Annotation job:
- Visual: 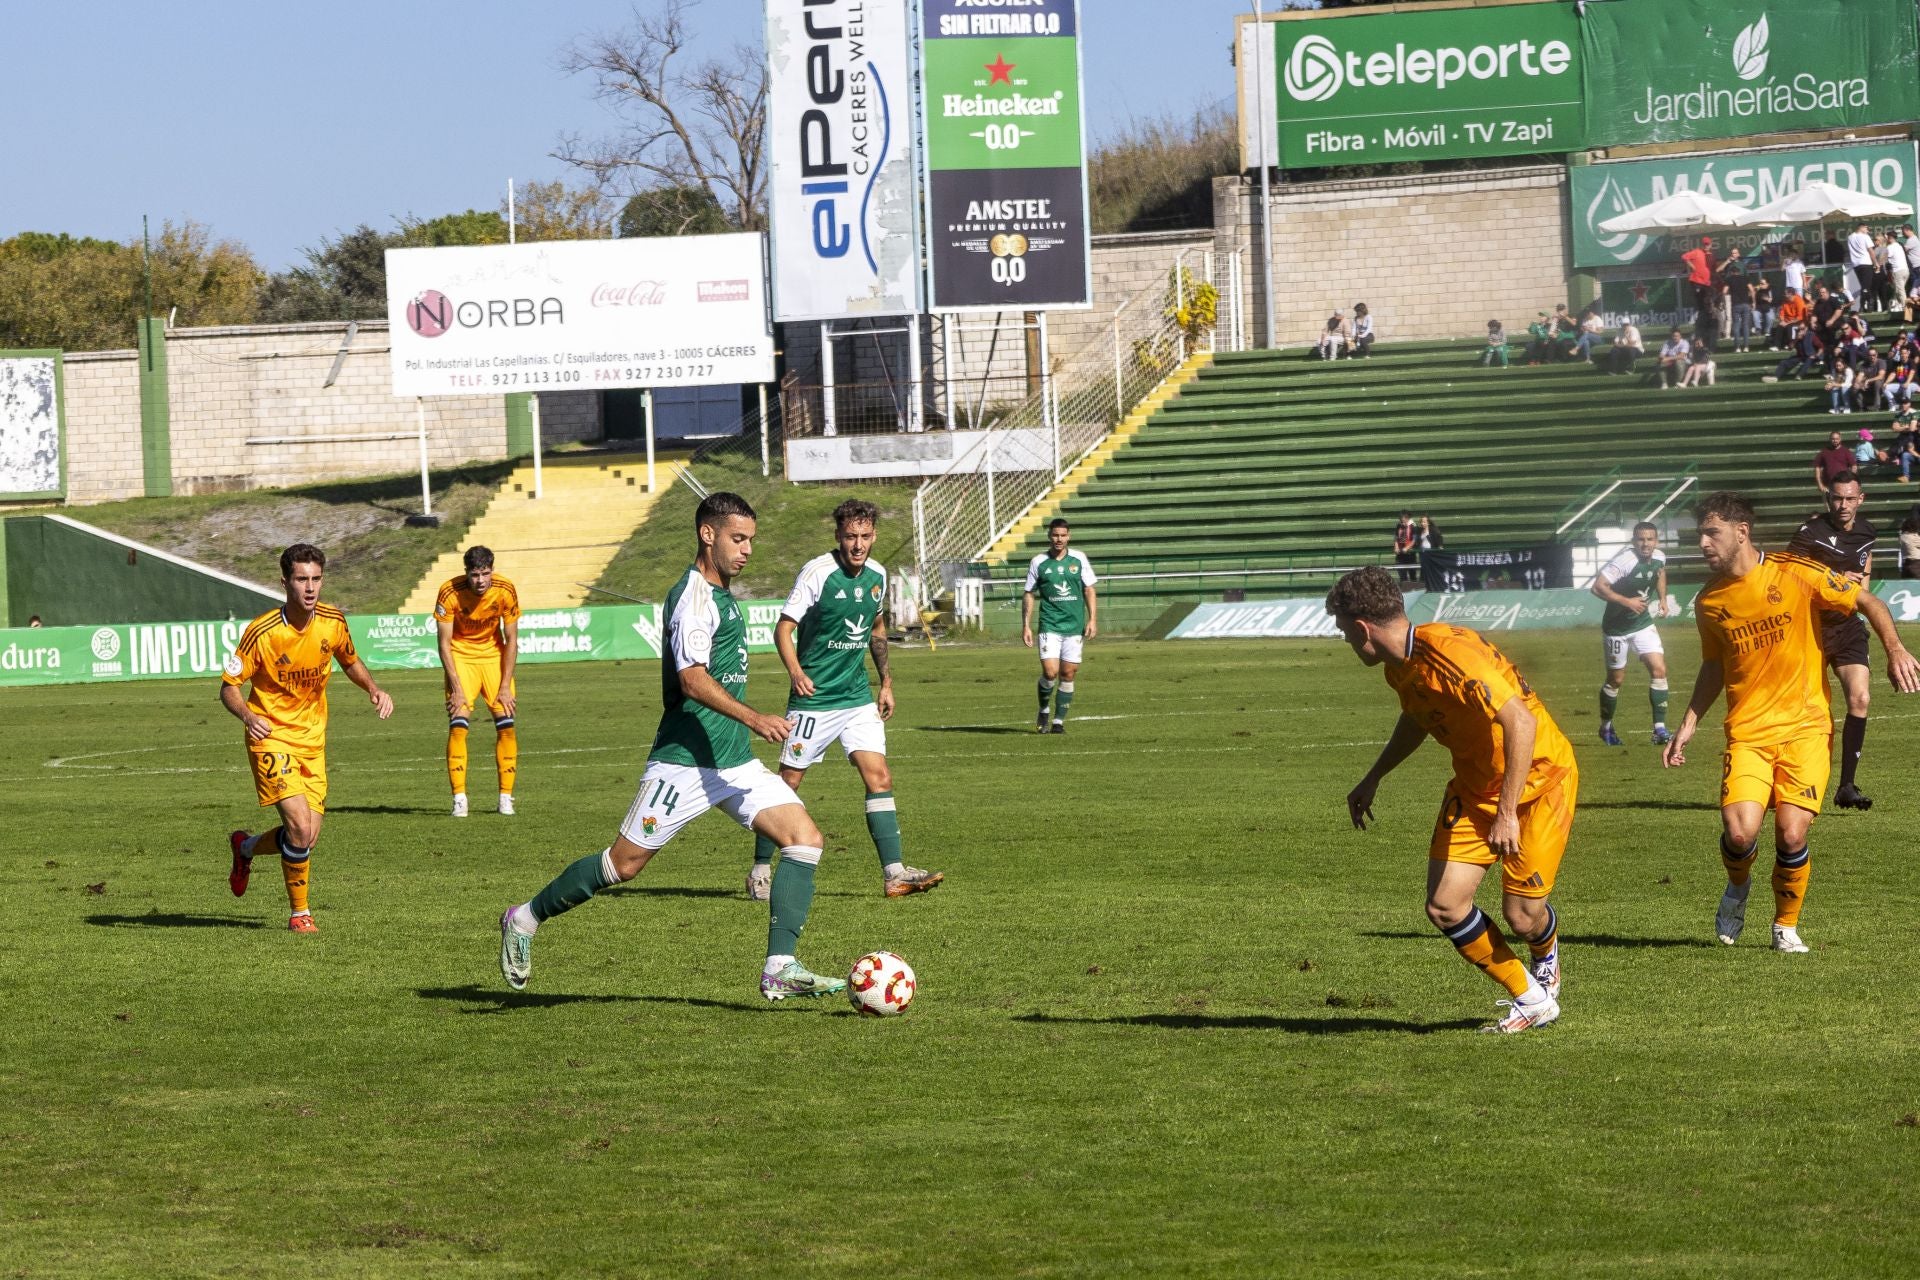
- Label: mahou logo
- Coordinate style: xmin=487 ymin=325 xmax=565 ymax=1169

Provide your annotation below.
xmin=1285 ymin=35 xmax=1343 ymax=102
xmin=591 ymin=281 xmax=668 ymax=307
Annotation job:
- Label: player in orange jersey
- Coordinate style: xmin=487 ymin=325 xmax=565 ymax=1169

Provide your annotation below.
xmin=221 ymin=543 xmax=394 ymax=931
xmin=1328 ymin=566 xmax=1576 ymax=1033
xmin=1663 ymin=493 xmax=1918 ymax=952
xmin=435 ymin=546 xmax=521 ymax=817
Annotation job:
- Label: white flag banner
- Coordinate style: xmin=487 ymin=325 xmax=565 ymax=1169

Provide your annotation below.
xmin=385 ymin=235 xmax=775 ymax=398
xmin=764 ymin=0 xmax=922 ymax=321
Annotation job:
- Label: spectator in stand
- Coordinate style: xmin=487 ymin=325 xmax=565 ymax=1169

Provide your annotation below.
xmin=1846 ymin=222 xmax=1874 ymax=304
xmin=1317 ymin=309 xmax=1351 ymax=360
xmin=1679 ymin=338 xmax=1717 ymax=388
xmin=1907 ymin=274 xmax=1920 ymax=325
xmin=1682 ymin=236 xmax=1717 ymax=322
xmin=1481 ymin=319 xmax=1509 ymax=367
xmin=1753 ymin=272 xmax=1777 ymax=343
xmin=1854 ymin=345 xmax=1891 ymax=413
xmin=1394 ymin=511 xmax=1419 ymax=583
xmin=1810 ymin=283 xmax=1848 ymax=367
xmin=1837 ymin=316 xmax=1873 ymax=375
xmin=1573 ymin=308 xmax=1607 ymax=363
xmin=1656 ymin=328 xmax=1691 ymax=388
xmin=1854 ymin=427 xmax=1880 ymax=471
xmin=1351 ymin=303 xmax=1375 ymax=358
xmin=27 ymin=615 xmax=42 ymax=628
xmin=1826 ymin=361 xmax=1857 ymax=415
xmin=1886 ymin=351 xmax=1919 ymax=410
xmin=1783 ymin=243 xmax=1807 ymax=299
xmin=1768 ymin=288 xmax=1809 ymax=355
xmin=1816 ymin=430 xmax=1856 ymax=494
xmin=1418 ymin=516 xmax=1444 ymax=552
xmin=1524 ymin=311 xmax=1556 ymax=364
xmin=1888 ymin=404 xmax=1919 ymax=480
xmin=1900 ymin=509 xmax=1920 ymax=570
xmin=1608 ymin=320 xmax=1645 ymax=376
xmin=1548 ymin=303 xmax=1582 ymax=360
xmin=1904 ymin=226 xmax=1920 ymax=307
xmin=1728 ymin=263 xmax=1757 ymax=353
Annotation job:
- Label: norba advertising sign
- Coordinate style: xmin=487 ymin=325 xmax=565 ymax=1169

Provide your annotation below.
xmin=1241 ymin=1 xmax=1583 ymax=167
xmin=1582 ymin=0 xmax=1920 ymax=148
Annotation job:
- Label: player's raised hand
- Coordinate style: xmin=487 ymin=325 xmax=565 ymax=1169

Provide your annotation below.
xmin=1346 ymin=778 xmax=1378 ymax=830
xmin=1888 ymin=647 xmax=1920 ymax=693
xmin=370 ymin=688 xmax=394 ymax=719
xmin=747 ymin=710 xmax=794 ymax=744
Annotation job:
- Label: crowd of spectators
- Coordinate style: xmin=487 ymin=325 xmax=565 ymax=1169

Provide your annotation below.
xmin=1315 ymin=303 xmax=1375 ymax=360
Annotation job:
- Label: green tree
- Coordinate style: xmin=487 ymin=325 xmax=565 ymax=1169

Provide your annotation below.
xmin=618 ymin=185 xmax=731 ymax=238
xmin=400 ymin=208 xmax=509 ymax=247
xmin=0 ymin=221 xmax=259 ymax=350
xmin=502 ymin=180 xmax=617 ymax=242
xmin=256 ymin=224 xmax=397 ymax=324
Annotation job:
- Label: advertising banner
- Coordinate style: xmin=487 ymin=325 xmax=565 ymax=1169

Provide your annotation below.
xmin=1244 ymin=2 xmax=1582 ymax=168
xmin=0 ymin=351 xmax=64 ymax=500
xmin=384 ymin=235 xmax=775 ymax=398
xmin=1571 ymin=141 xmax=1920 ymax=270
xmin=764 ymin=0 xmax=921 ymax=322
xmin=1583 ymin=0 xmax=1920 ymax=149
xmin=1421 ymin=544 xmax=1575 ymax=593
xmin=923 ymin=0 xmax=1091 ymax=310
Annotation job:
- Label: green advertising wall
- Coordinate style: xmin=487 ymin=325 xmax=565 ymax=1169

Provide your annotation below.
xmin=1582 ymin=0 xmax=1920 ymax=149
xmin=2 ymin=516 xmax=282 ymax=629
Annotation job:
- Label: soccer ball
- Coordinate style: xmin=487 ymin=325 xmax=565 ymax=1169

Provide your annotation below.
xmin=847 ymin=951 xmax=916 ymax=1016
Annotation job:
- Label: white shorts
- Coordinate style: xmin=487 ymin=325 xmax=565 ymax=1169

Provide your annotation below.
xmin=1603 ymin=626 xmax=1665 ymax=670
xmin=780 ymin=702 xmax=887 ymax=770
xmin=619 ymin=758 xmax=801 ymax=850
xmin=1037 ymin=632 xmax=1085 ymax=664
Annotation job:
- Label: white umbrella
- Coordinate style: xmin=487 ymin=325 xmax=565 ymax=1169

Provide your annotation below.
xmin=1741 ymin=179 xmax=1913 ymax=225
xmin=1597 ymin=191 xmax=1755 ymax=235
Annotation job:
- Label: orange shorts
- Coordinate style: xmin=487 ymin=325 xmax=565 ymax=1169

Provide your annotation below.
xmin=1428 ymin=768 xmax=1578 ymax=899
xmin=449 ymin=655 xmax=514 ymax=720
xmin=1722 ymin=736 xmax=1830 ymax=815
xmin=250 ymin=748 xmax=327 ymax=813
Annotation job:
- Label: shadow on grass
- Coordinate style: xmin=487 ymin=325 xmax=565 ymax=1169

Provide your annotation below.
xmin=1578 ymin=800 xmax=1719 ymax=811
xmin=1359 ymin=929 xmax=1717 ymax=949
xmin=1015 ymin=1011 xmax=1481 ymax=1034
xmin=86 ymin=912 xmax=267 ymax=930
xmin=601 ymin=885 xmax=739 ymax=900
xmin=326 ymin=805 xmax=449 ymax=816
xmin=910 ymin=726 xmax=1036 ymax=735
xmin=416 ymin=984 xmax=766 ymax=1015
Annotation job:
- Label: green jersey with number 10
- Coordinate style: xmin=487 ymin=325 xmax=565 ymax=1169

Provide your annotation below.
xmin=782 ymin=552 xmax=886 ymax=712
xmin=1026 ymin=549 xmax=1097 ymax=636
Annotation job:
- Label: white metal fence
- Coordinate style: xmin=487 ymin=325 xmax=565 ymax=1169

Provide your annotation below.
xmin=909 ymin=249 xmax=1241 ymax=604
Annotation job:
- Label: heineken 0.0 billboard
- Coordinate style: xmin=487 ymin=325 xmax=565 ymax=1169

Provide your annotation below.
xmin=1241 ymin=1 xmax=1582 ymax=167
xmin=1583 ymin=0 xmax=1920 ymax=148
xmin=1571 ymin=140 xmax=1920 ymax=269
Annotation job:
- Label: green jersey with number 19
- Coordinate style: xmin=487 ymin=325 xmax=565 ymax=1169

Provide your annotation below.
xmin=1598 ymin=546 xmax=1665 ymax=637
xmin=1026 ymin=549 xmax=1097 ymax=636
xmin=783 ymin=552 xmax=886 ymax=712
xmin=649 ymin=565 xmax=754 ymax=769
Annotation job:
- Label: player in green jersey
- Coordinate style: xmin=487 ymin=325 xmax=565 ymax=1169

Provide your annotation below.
xmin=1023 ymin=518 xmax=1098 ymax=733
xmin=497 ymin=492 xmax=846 ymax=1002
xmin=747 ymin=499 xmax=944 ymax=902
xmin=1590 ymin=521 xmax=1673 ymax=747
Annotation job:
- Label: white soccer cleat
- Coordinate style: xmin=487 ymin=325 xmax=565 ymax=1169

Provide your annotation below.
xmin=452 ymin=793 xmax=469 ymax=819
xmin=498 ymin=909 xmax=532 ymax=991
xmin=1531 ymin=949 xmax=1561 ymax=1001
xmin=1715 ymin=882 xmax=1750 ymax=946
xmin=746 ymin=863 xmax=772 ymax=902
xmin=498 ymin=793 xmax=515 ymax=816
xmin=1772 ymin=924 xmax=1810 ymax=954
xmin=1481 ymin=989 xmax=1560 ymax=1034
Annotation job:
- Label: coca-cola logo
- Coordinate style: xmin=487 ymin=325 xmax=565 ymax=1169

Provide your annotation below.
xmin=591 ymin=281 xmax=668 ymax=307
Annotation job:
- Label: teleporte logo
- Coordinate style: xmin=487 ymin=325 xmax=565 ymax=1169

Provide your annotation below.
xmin=1282 ymin=30 xmax=1573 ymax=103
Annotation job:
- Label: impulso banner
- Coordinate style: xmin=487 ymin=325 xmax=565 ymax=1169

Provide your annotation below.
xmin=923 ymin=0 xmax=1091 ymax=310
xmin=384 ymin=236 xmax=775 ymax=396
xmin=1582 ymin=0 xmax=1920 ymax=148
xmin=1571 ymin=140 xmax=1920 ymax=269
xmin=764 ymin=0 xmax=921 ymax=322
xmin=1242 ymin=1 xmax=1581 ymax=168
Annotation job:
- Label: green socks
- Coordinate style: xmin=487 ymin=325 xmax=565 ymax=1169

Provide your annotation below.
xmin=530 ymin=849 xmax=614 ymax=923
xmin=752 ymin=832 xmax=777 ymax=867
xmin=865 ymin=792 xmax=903 ymax=871
xmin=1054 ymin=680 xmax=1075 ymax=722
xmin=1650 ymin=678 xmax=1670 ymax=726
xmin=767 ymin=846 xmax=822 ymax=957
xmin=1037 ymin=677 xmax=1055 ymax=712
xmin=1598 ymin=683 xmax=1619 ymax=725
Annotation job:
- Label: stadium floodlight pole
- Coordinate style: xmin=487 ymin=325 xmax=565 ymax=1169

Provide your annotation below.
xmin=1252 ymin=2 xmax=1277 ymax=349
xmin=508 ymin=178 xmax=517 ymax=245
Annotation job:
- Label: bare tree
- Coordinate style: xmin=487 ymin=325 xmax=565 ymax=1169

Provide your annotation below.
xmin=554 ymin=0 xmax=768 ymax=231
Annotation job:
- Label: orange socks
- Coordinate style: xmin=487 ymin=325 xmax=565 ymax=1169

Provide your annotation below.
xmin=1441 ymin=907 xmax=1530 ymax=997
xmin=447 ymin=721 xmax=470 ymax=795
xmin=496 ymin=725 xmax=517 ymax=796
xmin=1772 ymin=846 xmax=1810 ymax=927
xmin=1721 ymin=833 xmax=1758 ymax=887
xmin=278 ymin=830 xmax=311 ymax=915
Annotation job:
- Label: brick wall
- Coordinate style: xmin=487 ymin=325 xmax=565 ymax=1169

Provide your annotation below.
xmin=61 ymin=350 xmax=144 ymax=503
xmin=1215 ymin=167 xmax=1571 ymax=345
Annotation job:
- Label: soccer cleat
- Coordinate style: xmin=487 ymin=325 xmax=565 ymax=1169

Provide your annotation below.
xmin=760 ymin=960 xmax=847 ymax=1001
xmin=1481 ymin=990 xmax=1560 ymax=1034
xmin=1050 ymin=721 xmax=1066 ymax=735
xmin=1598 ymin=724 xmax=1623 ymax=747
xmin=1716 ymin=882 xmax=1750 ymax=946
xmin=1772 ymin=924 xmax=1810 ymax=954
xmin=228 ymin=830 xmax=252 ymax=898
xmin=1531 ymin=949 xmax=1561 ymax=1001
xmin=1834 ymin=782 xmax=1873 ymax=811
xmin=1036 ymin=709 xmax=1050 ymax=733
xmin=884 ymin=866 xmax=945 ymax=898
xmin=1651 ymin=725 xmax=1673 ymax=746
xmin=288 ymin=913 xmax=317 ymax=934
xmin=452 ymin=793 xmax=469 ymax=819
xmin=499 ymin=909 xmax=532 ymax=990
xmin=746 ymin=862 xmax=772 ymax=902
xmin=498 ymin=793 xmax=515 ymax=817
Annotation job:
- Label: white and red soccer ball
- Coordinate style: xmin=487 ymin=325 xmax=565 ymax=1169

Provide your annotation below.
xmin=848 ymin=951 xmax=916 ymax=1016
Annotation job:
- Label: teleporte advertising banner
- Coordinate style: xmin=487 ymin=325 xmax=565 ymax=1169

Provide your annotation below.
xmin=1582 ymin=0 xmax=1920 ymax=149
xmin=764 ymin=0 xmax=922 ymax=322
xmin=1570 ymin=140 xmax=1920 ymax=269
xmin=1242 ymin=1 xmax=1582 ymax=168
xmin=385 ymin=236 xmax=775 ymax=397
xmin=922 ymin=0 xmax=1091 ymax=310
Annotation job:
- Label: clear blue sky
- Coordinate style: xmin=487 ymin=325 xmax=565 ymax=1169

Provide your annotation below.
xmin=0 ymin=0 xmax=1276 ymax=272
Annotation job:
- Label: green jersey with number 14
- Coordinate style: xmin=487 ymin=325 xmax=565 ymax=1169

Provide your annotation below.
xmin=783 ymin=551 xmax=886 ymax=712
xmin=1026 ymin=549 xmax=1097 ymax=635
xmin=649 ymin=565 xmax=753 ymax=769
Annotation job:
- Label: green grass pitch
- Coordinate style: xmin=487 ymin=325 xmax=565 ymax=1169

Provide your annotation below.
xmin=5 ymin=630 xmax=1920 ymax=1277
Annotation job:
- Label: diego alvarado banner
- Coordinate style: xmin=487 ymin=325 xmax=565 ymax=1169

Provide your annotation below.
xmin=385 ymin=236 xmax=774 ymax=397
xmin=923 ymin=0 xmax=1091 ymax=310
xmin=764 ymin=0 xmax=921 ymax=321
xmin=1241 ymin=1 xmax=1581 ymax=168
xmin=1571 ymin=140 xmax=1920 ymax=269
xmin=1582 ymin=0 xmax=1920 ymax=149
